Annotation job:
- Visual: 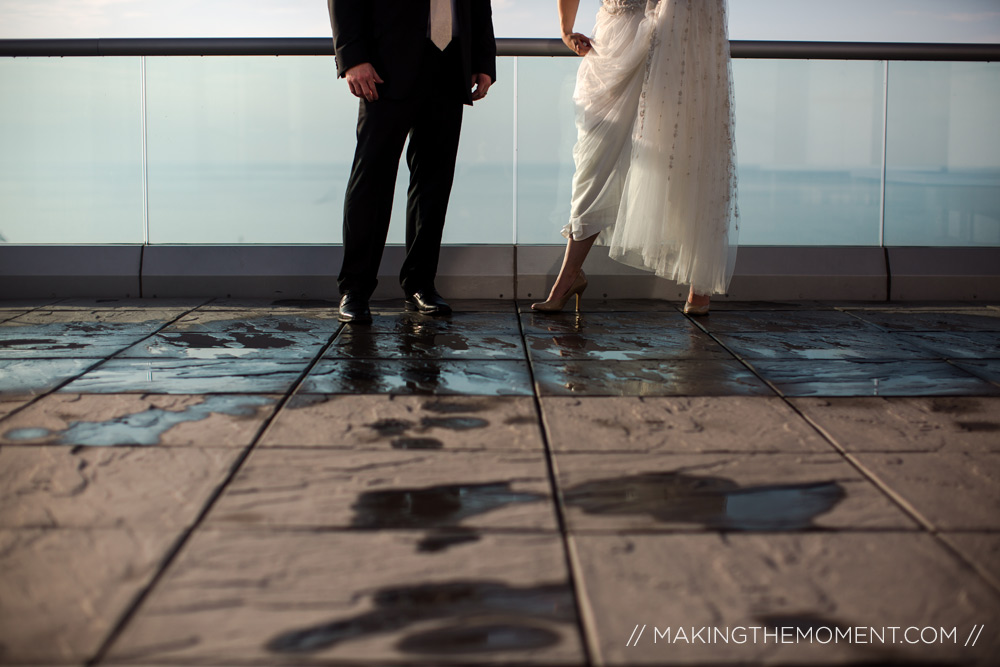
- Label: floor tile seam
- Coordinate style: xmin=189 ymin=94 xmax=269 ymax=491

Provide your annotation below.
xmin=776 ymin=401 xmax=940 ymax=531
xmin=934 ymin=528 xmax=1000 ymax=534
xmin=519 ymin=310 xmax=595 ymax=667
xmin=563 ymin=527 xmax=930 ymax=536
xmin=942 ymin=358 xmax=1000 ymax=388
xmin=319 ymin=355 xmax=530 ymax=362
xmin=249 ymin=445 xmax=551 ymax=453
xmin=838 ymin=309 xmax=893 ymax=331
xmin=712 ymin=332 xmax=969 ymax=363
xmin=563 ymin=533 xmax=603 ymax=665
xmin=546 ymin=450 xmax=903 ymax=464
xmin=84 ymin=322 xmax=346 ymax=667
xmin=0 ymin=312 xmax=197 ymax=426
xmin=680 ymin=321 xmax=787 ymax=401
xmin=180 ymin=526 xmax=567 ymax=536
xmin=26 ymin=297 xmax=214 ymax=311
xmin=937 ymin=534 xmax=1000 ymax=596
xmin=0 ymin=443 xmax=266 ymax=451
xmin=776 ymin=397 xmax=1000 ymax=598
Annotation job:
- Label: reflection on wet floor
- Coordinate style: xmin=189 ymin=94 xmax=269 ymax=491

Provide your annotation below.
xmin=716 ymin=330 xmax=931 ymax=361
xmin=3 ymin=300 xmax=1000 ymax=665
xmin=366 ymin=313 xmax=521 ymax=335
xmin=302 ymin=359 xmax=533 ymax=395
xmin=59 ymin=359 xmax=308 ymax=394
xmin=330 ymin=331 xmax=525 ymax=360
xmin=752 ymin=360 xmax=1000 ymax=397
xmin=563 ymin=472 xmax=846 ymax=531
xmin=532 ymin=359 xmax=773 ymax=396
xmin=521 ymin=311 xmax=691 ymax=335
xmin=266 ymin=580 xmax=575 ymax=654
xmin=526 ymin=330 xmax=729 ymax=361
xmin=1 ymin=395 xmax=274 ymax=446
xmin=165 ymin=313 xmax=342 ymax=334
xmin=120 ymin=331 xmax=330 ymax=360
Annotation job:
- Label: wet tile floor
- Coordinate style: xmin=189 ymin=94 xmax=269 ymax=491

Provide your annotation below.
xmin=1 ymin=297 xmax=999 ymax=666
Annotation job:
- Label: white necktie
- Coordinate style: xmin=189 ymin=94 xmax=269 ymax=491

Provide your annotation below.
xmin=430 ymin=0 xmax=452 ymax=51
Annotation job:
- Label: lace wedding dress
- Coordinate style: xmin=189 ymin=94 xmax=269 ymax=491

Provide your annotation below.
xmin=564 ymin=0 xmax=739 ymax=295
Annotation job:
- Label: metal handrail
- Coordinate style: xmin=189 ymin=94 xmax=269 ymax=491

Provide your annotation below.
xmin=0 ymin=37 xmax=998 ymax=60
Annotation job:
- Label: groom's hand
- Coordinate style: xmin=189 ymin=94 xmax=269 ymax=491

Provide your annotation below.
xmin=345 ymin=62 xmax=384 ymax=101
xmin=471 ymin=73 xmax=493 ymax=101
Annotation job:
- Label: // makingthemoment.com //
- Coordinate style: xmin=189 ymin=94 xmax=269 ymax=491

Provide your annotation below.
xmin=625 ymin=624 xmax=986 ymax=647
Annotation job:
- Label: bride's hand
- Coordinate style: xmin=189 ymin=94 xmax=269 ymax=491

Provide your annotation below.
xmin=562 ymin=32 xmax=593 ymax=56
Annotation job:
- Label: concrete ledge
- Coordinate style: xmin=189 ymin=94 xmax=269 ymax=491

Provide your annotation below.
xmin=1 ymin=244 xmax=997 ymax=301
xmin=142 ymin=245 xmax=341 ymax=299
xmin=518 ymin=246 xmax=889 ymax=301
xmin=0 ymin=245 xmax=141 ymax=298
xmin=142 ymin=245 xmax=514 ymax=300
xmin=889 ymin=247 xmax=1000 ymax=301
xmin=727 ymin=247 xmax=888 ymax=301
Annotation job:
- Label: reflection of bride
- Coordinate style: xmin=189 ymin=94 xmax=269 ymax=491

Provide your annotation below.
xmin=533 ymin=0 xmax=739 ymax=316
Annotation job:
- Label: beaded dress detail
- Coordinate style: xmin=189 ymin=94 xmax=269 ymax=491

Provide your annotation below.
xmin=601 ymin=0 xmax=646 ymax=15
xmin=565 ymin=0 xmax=739 ymax=295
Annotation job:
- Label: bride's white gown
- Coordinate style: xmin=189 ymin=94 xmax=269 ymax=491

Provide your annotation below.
xmin=564 ymin=0 xmax=739 ymax=296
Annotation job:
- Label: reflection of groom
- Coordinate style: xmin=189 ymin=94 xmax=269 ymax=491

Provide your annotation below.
xmin=328 ymin=0 xmax=497 ymax=324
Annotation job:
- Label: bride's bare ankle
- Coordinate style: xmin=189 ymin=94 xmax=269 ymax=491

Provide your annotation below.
xmin=687 ymin=290 xmax=710 ymax=306
xmin=550 ymin=268 xmax=582 ymax=298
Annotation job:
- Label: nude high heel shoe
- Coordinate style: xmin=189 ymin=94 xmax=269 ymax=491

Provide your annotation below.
xmin=683 ymin=300 xmax=710 ymax=316
xmin=532 ymin=271 xmax=588 ymax=313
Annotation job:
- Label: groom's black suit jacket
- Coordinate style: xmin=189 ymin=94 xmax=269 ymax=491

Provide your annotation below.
xmin=328 ymin=0 xmax=497 ymax=104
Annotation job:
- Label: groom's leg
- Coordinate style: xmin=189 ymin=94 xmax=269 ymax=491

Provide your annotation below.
xmin=339 ymin=98 xmax=412 ymax=297
xmin=399 ymin=45 xmax=465 ymax=296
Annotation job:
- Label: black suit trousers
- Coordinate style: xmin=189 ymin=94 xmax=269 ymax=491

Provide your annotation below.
xmin=338 ymin=41 xmax=465 ymax=297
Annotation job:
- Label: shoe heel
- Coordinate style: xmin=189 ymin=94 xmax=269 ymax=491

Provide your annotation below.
xmin=574 ymin=292 xmax=581 ymax=312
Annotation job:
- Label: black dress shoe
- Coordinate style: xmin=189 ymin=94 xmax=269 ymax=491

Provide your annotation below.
xmin=405 ymin=287 xmax=452 ymax=315
xmin=338 ymin=292 xmax=372 ymax=324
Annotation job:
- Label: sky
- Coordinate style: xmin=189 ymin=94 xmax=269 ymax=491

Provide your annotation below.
xmin=0 ymin=0 xmax=999 ymax=42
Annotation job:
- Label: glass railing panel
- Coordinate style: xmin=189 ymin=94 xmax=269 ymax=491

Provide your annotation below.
xmin=732 ymin=59 xmax=885 ymax=246
xmin=0 ymin=57 xmax=143 ymax=243
xmin=396 ymin=58 xmax=515 ymax=245
xmin=515 ymin=57 xmax=581 ymax=244
xmin=884 ymin=61 xmax=1000 ymax=247
xmin=146 ymin=56 xmax=513 ymax=245
xmin=146 ymin=56 xmax=345 ymax=244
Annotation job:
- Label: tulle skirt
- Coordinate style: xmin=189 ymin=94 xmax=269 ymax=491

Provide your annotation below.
xmin=563 ymin=0 xmax=739 ymax=295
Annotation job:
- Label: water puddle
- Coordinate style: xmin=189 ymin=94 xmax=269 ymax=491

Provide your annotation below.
xmin=416 ymin=528 xmax=480 ymax=552
xmin=391 ymin=437 xmax=444 ymax=450
xmin=169 ymin=332 xmax=299 ymax=350
xmin=0 ymin=338 xmax=89 ymax=351
xmin=368 ymin=418 xmax=412 ymax=437
xmin=421 ymin=399 xmax=490 ymax=413
xmin=397 ymin=623 xmax=561 ymax=654
xmin=266 ymin=580 xmax=574 ymax=655
xmin=365 ymin=414 xmax=490 ymax=445
xmin=183 ymin=348 xmax=258 ymax=359
xmin=419 ymin=416 xmax=489 ymax=430
xmin=955 ymin=421 xmax=999 ymax=432
xmin=351 ymin=481 xmax=544 ymax=530
xmin=563 ymin=472 xmax=845 ymax=531
xmin=2 ymin=395 xmax=274 ymax=446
